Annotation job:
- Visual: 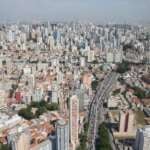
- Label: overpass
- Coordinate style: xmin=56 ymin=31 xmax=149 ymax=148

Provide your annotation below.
xmin=87 ymin=72 xmax=119 ymax=150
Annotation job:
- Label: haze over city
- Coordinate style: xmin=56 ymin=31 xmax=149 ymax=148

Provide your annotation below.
xmin=0 ymin=0 xmax=150 ymax=150
xmin=0 ymin=0 xmax=150 ymax=24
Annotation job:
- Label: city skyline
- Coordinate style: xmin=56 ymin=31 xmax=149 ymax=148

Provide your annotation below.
xmin=0 ymin=20 xmax=150 ymax=150
xmin=0 ymin=0 xmax=150 ymax=25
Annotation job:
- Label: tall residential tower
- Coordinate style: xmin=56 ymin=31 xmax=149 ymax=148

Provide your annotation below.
xmin=70 ymin=95 xmax=79 ymax=150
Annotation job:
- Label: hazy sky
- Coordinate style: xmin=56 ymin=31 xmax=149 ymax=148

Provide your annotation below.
xmin=0 ymin=0 xmax=150 ymax=24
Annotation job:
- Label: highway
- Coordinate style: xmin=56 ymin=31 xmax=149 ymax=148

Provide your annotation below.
xmin=87 ymin=72 xmax=118 ymax=150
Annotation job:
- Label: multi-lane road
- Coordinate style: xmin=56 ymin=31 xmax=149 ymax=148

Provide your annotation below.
xmin=87 ymin=72 xmax=118 ymax=150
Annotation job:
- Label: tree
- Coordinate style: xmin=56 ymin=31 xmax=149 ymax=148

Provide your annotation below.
xmin=77 ymin=122 xmax=89 ymax=150
xmin=96 ymin=123 xmax=112 ymax=150
xmin=39 ymin=100 xmax=47 ymax=107
xmin=46 ymin=103 xmax=58 ymax=111
xmin=18 ymin=107 xmax=34 ymax=120
xmin=92 ymin=60 xmax=98 ymax=64
xmin=127 ymin=84 xmax=150 ymax=99
xmin=131 ymin=86 xmax=146 ymax=99
xmin=35 ymin=107 xmax=47 ymax=117
xmin=116 ymin=61 xmax=130 ymax=74
xmin=112 ymin=89 xmax=121 ymax=96
xmin=2 ymin=60 xmax=6 ymax=65
xmin=66 ymin=98 xmax=70 ymax=109
xmin=91 ymin=80 xmax=98 ymax=91
xmin=11 ymin=84 xmax=18 ymax=91
xmin=0 ymin=144 xmax=11 ymax=150
xmin=77 ymin=133 xmax=87 ymax=150
xmin=30 ymin=101 xmax=40 ymax=108
xmin=18 ymin=101 xmax=59 ymax=120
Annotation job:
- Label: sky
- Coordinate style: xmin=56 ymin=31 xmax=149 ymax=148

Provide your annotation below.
xmin=0 ymin=0 xmax=150 ymax=24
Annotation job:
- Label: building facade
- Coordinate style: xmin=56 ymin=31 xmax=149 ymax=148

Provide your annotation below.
xmin=56 ymin=120 xmax=69 ymax=150
xmin=135 ymin=126 xmax=150 ymax=150
xmin=70 ymin=95 xmax=79 ymax=149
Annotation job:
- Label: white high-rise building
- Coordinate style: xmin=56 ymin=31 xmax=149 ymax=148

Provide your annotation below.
xmin=33 ymin=88 xmax=43 ymax=102
xmin=80 ymin=57 xmax=86 ymax=67
xmin=7 ymin=30 xmax=14 ymax=42
xmin=0 ymin=90 xmax=7 ymax=109
xmin=87 ymin=50 xmax=95 ymax=62
xmin=106 ymin=51 xmax=114 ymax=63
xmin=56 ymin=119 xmax=69 ymax=150
xmin=31 ymin=139 xmax=53 ymax=150
xmin=106 ymin=50 xmax=123 ymax=63
xmin=51 ymin=81 xmax=58 ymax=103
xmin=114 ymin=50 xmax=123 ymax=63
xmin=135 ymin=126 xmax=150 ymax=150
xmin=23 ymin=65 xmax=32 ymax=74
xmin=8 ymin=127 xmax=31 ymax=150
